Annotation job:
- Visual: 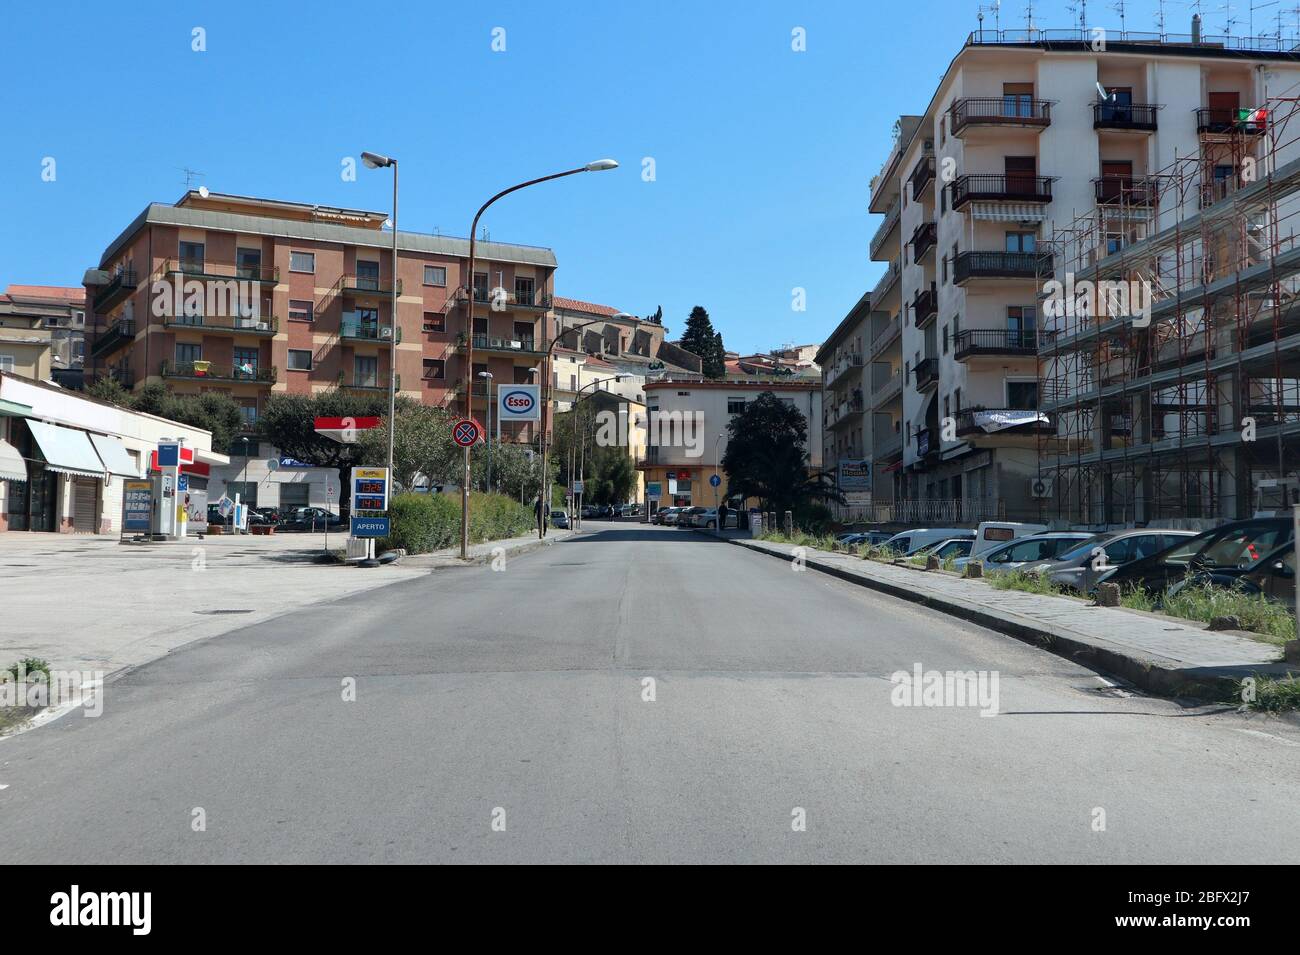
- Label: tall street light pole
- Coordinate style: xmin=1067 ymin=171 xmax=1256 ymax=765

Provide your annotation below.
xmin=361 ymin=151 xmax=399 ymax=484
xmin=571 ymin=375 xmax=623 ymax=529
xmin=478 ymin=370 xmax=494 ymax=492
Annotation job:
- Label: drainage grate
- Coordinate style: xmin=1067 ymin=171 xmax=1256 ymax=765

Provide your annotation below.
xmin=193 ymin=609 xmax=255 ymax=615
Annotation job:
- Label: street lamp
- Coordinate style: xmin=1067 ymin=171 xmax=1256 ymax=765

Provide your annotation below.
xmin=571 ymin=375 xmax=623 ymax=529
xmin=478 ymin=370 xmax=494 ymax=491
xmin=714 ymin=433 xmax=724 ymax=509
xmin=459 ymin=160 xmax=618 ymax=557
xmin=361 ymin=150 xmax=399 ymax=487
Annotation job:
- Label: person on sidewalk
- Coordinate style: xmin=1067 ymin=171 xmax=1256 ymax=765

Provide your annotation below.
xmin=717 ymin=503 xmax=728 ymax=531
xmin=534 ymin=495 xmax=546 ymax=539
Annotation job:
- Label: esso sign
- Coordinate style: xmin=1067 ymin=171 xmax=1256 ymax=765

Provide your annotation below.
xmin=498 ymin=386 xmax=540 ymax=420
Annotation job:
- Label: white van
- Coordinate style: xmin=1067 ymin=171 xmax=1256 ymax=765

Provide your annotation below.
xmin=882 ymin=528 xmax=971 ymax=555
xmin=969 ymin=521 xmax=1049 ymax=560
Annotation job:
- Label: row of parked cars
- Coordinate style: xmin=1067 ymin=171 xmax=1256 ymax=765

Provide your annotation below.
xmin=651 ymin=505 xmax=739 ymax=529
xmin=206 ymin=504 xmax=346 ymax=532
xmin=836 ymin=517 xmax=1297 ymax=608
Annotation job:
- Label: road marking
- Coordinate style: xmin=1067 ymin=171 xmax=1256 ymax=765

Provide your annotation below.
xmin=1234 ymin=728 xmax=1299 ymax=747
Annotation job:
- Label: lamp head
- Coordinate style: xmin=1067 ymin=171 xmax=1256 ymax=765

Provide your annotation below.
xmin=361 ymin=151 xmax=393 ymax=169
xmin=584 ymin=159 xmax=619 ymax=172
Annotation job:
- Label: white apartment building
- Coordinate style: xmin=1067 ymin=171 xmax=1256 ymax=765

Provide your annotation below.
xmin=865 ymin=25 xmax=1300 ymax=522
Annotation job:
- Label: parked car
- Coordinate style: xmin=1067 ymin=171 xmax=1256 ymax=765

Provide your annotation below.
xmin=1166 ymin=540 xmax=1296 ymax=610
xmin=926 ymin=538 xmax=975 ymax=561
xmin=968 ymin=521 xmax=1050 ymax=560
xmin=906 ymin=532 xmax=976 ymax=556
xmin=677 ymin=506 xmax=706 ymax=527
xmin=684 ymin=507 xmax=738 ymax=529
xmin=253 ymin=506 xmax=282 ymax=525
xmin=549 ymin=509 xmax=570 ymax=529
xmin=881 ymin=527 xmax=970 ymax=555
xmin=1023 ymin=529 xmax=1199 ymax=592
xmin=280 ymin=507 xmax=346 ymax=531
xmin=658 ymin=507 xmax=686 ymax=526
xmin=1098 ymin=518 xmax=1296 ymax=597
xmin=953 ymin=532 xmax=1096 ymax=572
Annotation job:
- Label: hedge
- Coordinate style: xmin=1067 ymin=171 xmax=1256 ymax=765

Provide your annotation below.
xmin=379 ymin=492 xmax=536 ymax=555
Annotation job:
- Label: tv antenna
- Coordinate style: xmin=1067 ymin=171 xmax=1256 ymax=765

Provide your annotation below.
xmin=1217 ymin=0 xmax=1241 ymax=34
xmin=1251 ymin=0 xmax=1280 ymax=39
xmin=179 ymin=167 xmax=205 ymax=189
xmin=1066 ymin=0 xmax=1088 ymax=31
xmin=977 ymin=0 xmax=1002 ymax=33
xmin=1024 ymin=1 xmax=1037 ymax=34
xmin=1154 ymin=0 xmax=1168 ymax=32
xmin=1110 ymin=0 xmax=1128 ymax=33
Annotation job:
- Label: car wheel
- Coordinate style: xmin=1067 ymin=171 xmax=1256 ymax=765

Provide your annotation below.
xmin=707 ymin=521 xmax=716 ymax=529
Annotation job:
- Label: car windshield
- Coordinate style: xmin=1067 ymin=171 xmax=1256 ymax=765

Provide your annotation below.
xmin=1056 ymin=534 xmax=1114 ymax=563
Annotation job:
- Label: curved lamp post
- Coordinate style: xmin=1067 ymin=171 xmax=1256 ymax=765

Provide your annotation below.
xmin=460 ymin=160 xmax=618 ymax=558
xmin=360 ymin=151 xmax=399 ymax=484
xmin=571 ymin=374 xmax=623 ymax=529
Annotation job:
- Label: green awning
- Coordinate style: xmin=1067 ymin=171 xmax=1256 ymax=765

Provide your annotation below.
xmin=0 ymin=439 xmax=26 ymax=482
xmin=0 ymin=399 xmax=34 ymax=417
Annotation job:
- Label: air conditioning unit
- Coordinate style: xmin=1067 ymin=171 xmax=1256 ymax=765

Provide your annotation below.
xmin=510 ymin=340 xmax=522 ymax=349
xmin=379 ymin=327 xmax=393 ymax=340
xmin=1030 ymin=477 xmax=1055 ymax=499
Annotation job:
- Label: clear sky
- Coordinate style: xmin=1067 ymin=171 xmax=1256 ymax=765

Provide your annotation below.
xmin=0 ymin=1 xmax=1237 ymax=353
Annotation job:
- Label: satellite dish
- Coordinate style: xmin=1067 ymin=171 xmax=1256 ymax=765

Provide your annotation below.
xmin=198 ymin=185 xmax=210 ymax=198
xmin=1095 ymin=81 xmax=1114 ymax=102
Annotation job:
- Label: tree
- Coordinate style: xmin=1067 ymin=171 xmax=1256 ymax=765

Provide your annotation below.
xmin=358 ymin=404 xmax=460 ymax=492
xmin=721 ymin=391 xmax=842 ymax=515
xmin=259 ymin=390 xmax=401 ymax=474
xmin=679 ymin=306 xmax=727 ymax=379
xmin=585 ymin=443 xmax=636 ymax=505
xmin=85 ymin=378 xmax=244 ymax=453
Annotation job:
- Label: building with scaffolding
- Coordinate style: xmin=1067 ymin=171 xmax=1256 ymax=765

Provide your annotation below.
xmin=1040 ymin=87 xmax=1300 ymax=525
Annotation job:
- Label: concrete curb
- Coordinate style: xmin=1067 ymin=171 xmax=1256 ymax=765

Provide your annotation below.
xmin=398 ymin=530 xmax=577 ymax=568
xmin=716 ymin=532 xmax=1287 ymax=701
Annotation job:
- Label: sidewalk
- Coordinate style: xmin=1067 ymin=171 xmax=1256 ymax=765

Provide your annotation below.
xmin=0 ymin=527 xmax=571 ymax=679
xmin=704 ymin=529 xmax=1297 ymax=699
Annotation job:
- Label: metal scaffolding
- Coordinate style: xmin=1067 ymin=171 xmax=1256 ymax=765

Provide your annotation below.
xmin=1037 ymin=94 xmax=1300 ymax=526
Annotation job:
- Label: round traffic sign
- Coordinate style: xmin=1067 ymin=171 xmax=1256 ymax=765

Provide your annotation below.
xmin=452 ymin=419 xmax=481 ymax=447
xmin=709 ymin=474 xmax=721 ymax=487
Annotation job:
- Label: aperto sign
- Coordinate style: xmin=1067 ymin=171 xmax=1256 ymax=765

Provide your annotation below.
xmin=497 ymin=384 xmax=540 ymax=421
xmin=350 ymin=516 xmax=390 ymax=538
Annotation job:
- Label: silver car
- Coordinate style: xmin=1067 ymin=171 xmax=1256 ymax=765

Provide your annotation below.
xmin=953 ymin=532 xmax=1096 ymax=572
xmin=1023 ymin=529 xmax=1198 ymax=592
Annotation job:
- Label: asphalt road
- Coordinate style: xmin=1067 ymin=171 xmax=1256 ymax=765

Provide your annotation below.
xmin=4 ymin=523 xmax=1298 ymax=864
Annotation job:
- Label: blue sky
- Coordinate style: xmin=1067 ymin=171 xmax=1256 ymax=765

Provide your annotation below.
xmin=0 ymin=1 xmax=1237 ymax=353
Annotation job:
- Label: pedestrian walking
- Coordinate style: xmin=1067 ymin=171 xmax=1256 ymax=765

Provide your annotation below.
xmin=534 ymin=495 xmax=546 ymax=539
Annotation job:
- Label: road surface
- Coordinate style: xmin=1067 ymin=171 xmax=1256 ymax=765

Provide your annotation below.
xmin=4 ymin=523 xmax=1297 ymax=863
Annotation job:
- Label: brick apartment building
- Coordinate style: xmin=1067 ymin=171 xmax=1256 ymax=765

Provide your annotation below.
xmin=84 ymin=190 xmax=558 ymax=445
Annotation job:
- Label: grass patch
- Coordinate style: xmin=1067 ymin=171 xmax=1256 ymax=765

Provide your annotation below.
xmin=1118 ymin=586 xmax=1157 ymax=612
xmin=758 ymin=530 xmax=837 ymax=551
xmin=1244 ymin=675 xmax=1300 ymax=712
xmin=0 ymin=657 xmax=51 ymax=737
xmin=1161 ymin=584 xmax=1296 ymax=646
xmin=987 ymin=570 xmax=1063 ymax=596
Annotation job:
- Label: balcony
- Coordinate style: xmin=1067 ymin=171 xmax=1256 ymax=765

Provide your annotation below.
xmin=913 ymin=357 xmax=938 ymax=391
xmin=873 ymin=426 xmax=903 ymax=459
xmin=872 ymin=260 xmax=901 ymax=300
xmin=869 ymin=316 xmax=901 ymax=358
xmin=1093 ymin=176 xmax=1158 ymax=206
xmin=107 ymin=368 xmax=135 ymax=389
xmin=830 ymin=392 xmax=866 ymax=429
xmin=341 ymin=314 xmax=400 ymax=343
xmin=955 ymin=406 xmax=1053 ymax=438
xmin=910 ymin=221 xmax=937 ymax=260
xmin=953 ymin=251 xmax=1048 ymax=284
xmin=953 ymin=328 xmax=1048 ymax=360
xmin=469 ymin=333 xmax=544 ymax=356
xmin=89 ymin=318 xmax=135 ymax=360
xmin=93 ymin=267 xmax=138 ymax=312
xmin=870 ymin=367 xmax=903 ymax=405
xmin=911 ymin=284 xmax=938 ymax=327
xmin=869 ymin=199 xmax=902 ymax=260
xmin=462 ymin=287 xmax=553 ymax=310
xmin=949 ymin=174 xmax=1053 ymax=209
xmin=163 ymin=314 xmax=279 ymax=335
xmin=340 ymin=274 xmax=401 ymax=296
xmin=1196 ymin=106 xmax=1267 ymax=136
xmin=949 ymin=97 xmax=1051 ymax=136
xmin=161 ymin=361 xmax=277 ymax=385
xmin=338 ymin=372 xmax=400 ymax=392
xmin=909 ymin=156 xmax=935 ymax=201
xmin=162 ymin=259 xmax=279 ymax=284
xmin=1093 ymin=102 xmax=1159 ymax=132
xmin=824 ymin=352 xmax=864 ymax=388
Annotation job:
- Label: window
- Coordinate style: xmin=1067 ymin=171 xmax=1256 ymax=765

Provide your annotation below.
xmin=287 ymin=349 xmax=313 ymax=371
xmin=513 ymin=321 xmax=534 ymax=347
xmin=1006 ymin=379 xmax=1038 ymax=410
xmin=1002 ymin=82 xmax=1035 ymax=118
xmin=236 ymin=247 xmax=261 ymax=278
xmin=514 ymin=277 xmax=535 ymax=306
xmin=473 ymin=272 xmax=489 ymax=300
xmin=942 ymin=324 xmax=949 ymax=353
xmin=473 ymin=317 xmax=488 ymax=336
xmin=0 ymin=354 xmax=14 ymax=373
xmin=727 ymin=397 xmax=746 ymax=415
xmin=288 ymin=299 xmax=313 ymax=323
xmin=290 ymin=251 xmax=315 ymax=273
xmin=423 ymin=265 xmax=447 ymax=287
xmin=423 ymin=358 xmax=445 ymax=380
xmin=355 ymin=260 xmax=380 ymax=290
xmin=1005 ymin=231 xmax=1036 ymax=253
xmin=512 ymin=366 xmax=532 ymax=384
xmin=234 ymin=348 xmax=259 ymax=379
xmin=355 ymin=356 xmax=378 ymax=387
xmin=238 ymin=400 xmax=258 ymax=429
xmin=176 ymin=343 xmax=202 ymax=368
xmin=1007 ymin=305 xmax=1036 ymax=348
xmin=423 ymin=311 xmax=445 ymax=332
xmin=179 ymin=241 xmax=204 ymax=274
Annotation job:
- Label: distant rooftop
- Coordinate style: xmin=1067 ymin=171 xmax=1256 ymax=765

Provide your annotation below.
xmin=966 ymin=26 xmax=1300 ymax=58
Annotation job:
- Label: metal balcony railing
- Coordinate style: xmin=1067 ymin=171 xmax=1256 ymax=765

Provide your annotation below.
xmin=953 ymin=250 xmax=1048 ymax=283
xmin=912 ymin=284 xmax=938 ymax=326
xmin=955 ymin=406 xmax=1052 ymax=436
xmin=471 ymin=333 xmax=541 ymax=354
xmin=161 ymin=360 xmax=277 ymax=384
xmin=1092 ymin=101 xmax=1159 ymax=131
xmin=341 ymin=314 xmax=400 ymax=342
xmin=913 ymin=357 xmax=939 ymax=390
xmin=93 ymin=267 xmax=138 ymax=312
xmin=950 ymin=174 xmax=1053 ymax=208
xmin=949 ymin=96 xmax=1051 ymax=135
xmin=162 ymin=259 xmax=280 ymax=283
xmin=163 ymin=314 xmax=279 ymax=334
xmin=338 ymin=372 xmax=400 ymax=391
xmin=869 ymin=199 xmax=902 ymax=259
xmin=953 ymin=328 xmax=1050 ymax=358
xmin=89 ymin=318 xmax=135 ymax=359
xmin=1094 ymin=176 xmax=1158 ymax=205
xmin=910 ymin=222 xmax=937 ymax=259
xmin=1196 ymin=106 xmax=1267 ymax=135
xmin=909 ymin=155 xmax=935 ymax=201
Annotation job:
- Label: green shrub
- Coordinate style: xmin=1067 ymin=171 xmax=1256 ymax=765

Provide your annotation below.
xmin=1118 ymin=586 xmax=1156 ymax=612
xmin=1161 ymin=583 xmax=1295 ymax=645
xmin=987 ymin=570 xmax=1062 ymax=596
xmin=1 ymin=657 xmax=50 ymax=682
xmin=793 ymin=502 xmax=833 ymax=535
xmin=380 ymin=492 xmax=536 ymax=555
xmin=1246 ymin=675 xmax=1300 ymax=712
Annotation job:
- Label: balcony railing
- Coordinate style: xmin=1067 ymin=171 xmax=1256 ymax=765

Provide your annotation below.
xmin=953 ymin=328 xmax=1050 ymax=359
xmin=1094 ymin=176 xmax=1158 ymax=205
xmin=949 ymin=97 xmax=1051 ymax=135
xmin=107 ymin=368 xmax=135 ymax=389
xmin=955 ymin=406 xmax=1052 ymax=437
xmin=873 ymin=427 xmax=903 ymax=458
xmin=1196 ymin=106 xmax=1267 ymax=135
xmin=910 ymin=222 xmax=937 ymax=259
xmin=341 ymin=314 xmax=400 ymax=342
xmin=869 ymin=316 xmax=901 ymax=357
xmin=163 ymin=314 xmax=279 ymax=334
xmin=471 ymin=333 xmax=542 ymax=355
xmin=464 ymin=287 xmax=553 ymax=309
xmin=825 ymin=352 xmax=864 ymax=388
xmin=912 ymin=284 xmax=938 ymax=326
xmin=869 ymin=199 xmax=902 ymax=260
xmin=872 ymin=260 xmax=901 ymax=300
xmin=950 ymin=174 xmax=1052 ymax=208
xmin=909 ymin=155 xmax=935 ymax=201
xmin=338 ymin=372 xmax=399 ymax=392
xmin=341 ymin=274 xmax=401 ymax=295
xmin=913 ymin=357 xmax=938 ymax=390
xmin=161 ymin=360 xmax=277 ymax=384
xmin=93 ymin=267 xmax=138 ymax=312
xmin=162 ymin=259 xmax=280 ymax=283
xmin=1093 ymin=101 xmax=1159 ymax=131
xmin=89 ymin=318 xmax=135 ymax=360
xmin=865 ymin=498 xmax=1006 ymax=523
xmin=953 ymin=250 xmax=1049 ymax=284
xmin=870 ymin=367 xmax=903 ymax=403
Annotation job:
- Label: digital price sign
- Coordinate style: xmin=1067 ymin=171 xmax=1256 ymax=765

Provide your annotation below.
xmin=350 ymin=466 xmax=390 ymax=515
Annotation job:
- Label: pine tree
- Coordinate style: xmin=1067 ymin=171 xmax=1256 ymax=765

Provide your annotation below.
xmin=680 ymin=306 xmax=726 ymax=379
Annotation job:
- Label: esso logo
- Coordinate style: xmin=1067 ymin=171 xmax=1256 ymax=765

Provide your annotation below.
xmin=502 ymin=390 xmax=535 ymax=414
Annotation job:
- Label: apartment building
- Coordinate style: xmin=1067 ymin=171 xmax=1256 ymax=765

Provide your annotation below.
xmin=866 ymin=25 xmax=1300 ymax=522
xmin=640 ymin=378 xmax=822 ymax=509
xmin=0 ymin=285 xmax=85 ymax=387
xmin=84 ymin=191 xmax=557 ymax=445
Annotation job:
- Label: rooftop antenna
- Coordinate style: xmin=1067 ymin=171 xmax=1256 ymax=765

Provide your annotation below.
xmin=1251 ymin=0 xmax=1280 ymax=40
xmin=1154 ymin=0 xmax=1168 ymax=33
xmin=1110 ymin=0 xmax=1128 ymax=33
xmin=1066 ymin=0 xmax=1088 ymax=31
xmin=1217 ymin=0 xmax=1241 ymax=34
xmin=179 ymin=167 xmax=205 ymax=189
xmin=1025 ymin=1 xmax=1036 ymax=35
